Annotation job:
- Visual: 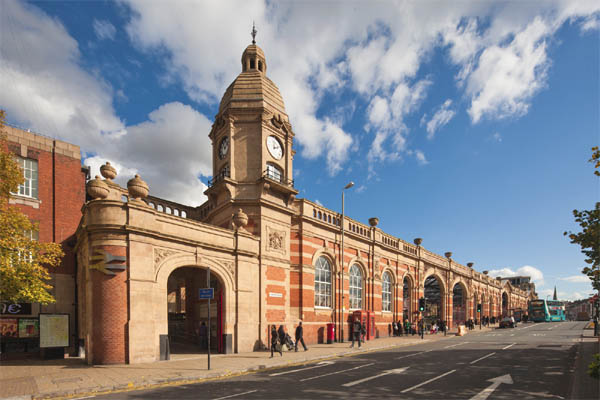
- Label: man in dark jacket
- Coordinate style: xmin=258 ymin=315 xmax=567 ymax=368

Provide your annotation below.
xmin=350 ymin=318 xmax=361 ymax=348
xmin=271 ymin=325 xmax=282 ymax=358
xmin=294 ymin=321 xmax=308 ymax=351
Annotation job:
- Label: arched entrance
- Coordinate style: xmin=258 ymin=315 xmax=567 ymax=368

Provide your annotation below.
xmin=423 ymin=275 xmax=444 ymax=326
xmin=502 ymin=292 xmax=509 ymax=317
xmin=452 ymin=283 xmax=467 ymax=327
xmin=167 ymin=266 xmax=225 ymax=354
xmin=403 ymin=276 xmax=412 ymax=321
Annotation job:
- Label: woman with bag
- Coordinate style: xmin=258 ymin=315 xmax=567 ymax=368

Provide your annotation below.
xmin=270 ymin=325 xmax=282 ymax=358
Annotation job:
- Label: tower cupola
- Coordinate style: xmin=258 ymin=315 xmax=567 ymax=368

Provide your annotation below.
xmin=241 ymin=23 xmax=266 ymax=74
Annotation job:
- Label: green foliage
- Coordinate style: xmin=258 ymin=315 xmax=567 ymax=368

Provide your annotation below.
xmin=564 ymin=147 xmax=600 ymax=292
xmin=0 ymin=110 xmax=63 ymax=304
xmin=589 ymin=353 xmax=600 ymax=379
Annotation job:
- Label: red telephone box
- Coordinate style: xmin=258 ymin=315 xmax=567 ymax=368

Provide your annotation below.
xmin=352 ymin=310 xmax=375 ymax=340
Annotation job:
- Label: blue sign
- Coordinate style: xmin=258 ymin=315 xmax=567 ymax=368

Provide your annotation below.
xmin=198 ymin=288 xmax=214 ymax=299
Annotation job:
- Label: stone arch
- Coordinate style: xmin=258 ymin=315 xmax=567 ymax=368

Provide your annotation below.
xmin=348 ymin=260 xmax=367 ymax=310
xmin=311 ymin=248 xmax=339 ymax=273
xmin=422 ymin=272 xmax=446 ymax=324
xmin=155 ymin=252 xmax=236 ymax=342
xmin=451 ymin=280 xmax=469 ymax=326
xmin=347 ymin=256 xmax=369 ymax=278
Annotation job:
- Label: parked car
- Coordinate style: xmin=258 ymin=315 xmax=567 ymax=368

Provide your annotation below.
xmin=499 ymin=317 xmax=517 ymax=328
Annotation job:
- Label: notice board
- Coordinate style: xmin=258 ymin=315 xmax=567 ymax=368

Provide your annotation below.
xmin=39 ymin=314 xmax=69 ymax=348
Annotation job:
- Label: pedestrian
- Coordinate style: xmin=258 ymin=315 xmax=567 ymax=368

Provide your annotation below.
xmin=392 ymin=321 xmax=398 ymax=336
xmin=361 ymin=322 xmax=366 ymax=343
xmin=441 ymin=320 xmax=447 ymax=336
xmin=294 ymin=321 xmax=308 ymax=352
xmin=278 ymin=325 xmax=286 ymax=348
xmin=398 ymin=320 xmax=404 ymax=336
xmin=350 ymin=318 xmax=361 ymax=348
xmin=198 ymin=321 xmax=208 ymax=351
xmin=404 ymin=319 xmax=410 ymax=336
xmin=271 ymin=325 xmax=282 ymax=357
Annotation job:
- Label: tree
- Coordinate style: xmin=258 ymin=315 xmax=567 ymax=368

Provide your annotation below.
xmin=564 ymin=146 xmax=600 ymax=292
xmin=0 ymin=110 xmax=63 ymax=304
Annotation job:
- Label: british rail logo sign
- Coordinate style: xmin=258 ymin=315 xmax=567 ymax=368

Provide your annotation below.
xmin=89 ymin=249 xmax=127 ymax=275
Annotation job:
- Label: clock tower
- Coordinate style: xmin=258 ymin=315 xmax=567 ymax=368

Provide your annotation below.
xmin=204 ymin=38 xmax=298 ymax=235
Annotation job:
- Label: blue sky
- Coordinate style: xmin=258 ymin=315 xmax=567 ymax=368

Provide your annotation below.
xmin=1 ymin=0 xmax=598 ymax=300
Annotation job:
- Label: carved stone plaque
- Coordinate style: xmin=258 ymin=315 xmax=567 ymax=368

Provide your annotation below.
xmin=267 ymin=226 xmax=286 ymax=255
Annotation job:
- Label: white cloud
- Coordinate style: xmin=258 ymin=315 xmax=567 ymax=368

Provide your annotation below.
xmin=0 ymin=1 xmax=210 ymax=206
xmin=558 ymin=275 xmax=591 ymax=283
xmin=488 ymin=265 xmax=545 ymax=286
xmin=414 ymin=150 xmax=429 ymax=165
xmin=93 ymin=19 xmax=117 ymax=41
xmin=422 ymin=99 xmax=456 ymax=139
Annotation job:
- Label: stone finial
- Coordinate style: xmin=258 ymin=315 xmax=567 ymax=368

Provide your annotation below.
xmin=100 ymin=161 xmax=117 ymax=181
xmin=413 ymin=238 xmax=422 ymax=246
xmin=444 ymin=251 xmax=452 ymax=259
xmin=483 ymin=270 xmax=489 ymax=275
xmin=86 ymin=175 xmax=109 ymax=200
xmin=467 ymin=262 xmax=474 ymax=268
xmin=232 ymin=208 xmax=248 ymax=230
xmin=368 ymin=217 xmax=379 ymax=227
xmin=127 ymin=174 xmax=149 ymax=200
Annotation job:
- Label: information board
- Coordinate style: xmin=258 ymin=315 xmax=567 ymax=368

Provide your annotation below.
xmin=39 ymin=314 xmax=69 ymax=348
xmin=18 ymin=318 xmax=39 ymax=338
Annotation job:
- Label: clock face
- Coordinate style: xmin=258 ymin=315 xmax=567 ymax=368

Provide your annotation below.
xmin=218 ymin=137 xmax=229 ymax=159
xmin=266 ymin=136 xmax=283 ymax=160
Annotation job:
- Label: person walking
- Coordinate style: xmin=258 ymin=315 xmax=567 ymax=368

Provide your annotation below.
xmin=398 ymin=320 xmax=404 ymax=336
xmin=392 ymin=321 xmax=398 ymax=336
xmin=350 ymin=318 xmax=361 ymax=348
xmin=270 ymin=325 xmax=282 ymax=358
xmin=294 ymin=321 xmax=308 ymax=352
xmin=361 ymin=322 xmax=366 ymax=343
xmin=404 ymin=319 xmax=410 ymax=336
xmin=198 ymin=321 xmax=208 ymax=351
xmin=277 ymin=325 xmax=286 ymax=348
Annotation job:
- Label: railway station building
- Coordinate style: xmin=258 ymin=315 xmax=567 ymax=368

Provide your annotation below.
xmin=1 ymin=40 xmax=534 ymax=364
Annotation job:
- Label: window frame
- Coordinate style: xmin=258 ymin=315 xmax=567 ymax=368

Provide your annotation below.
xmin=314 ymin=256 xmax=332 ymax=309
xmin=266 ymin=163 xmax=282 ymax=182
xmin=12 ymin=156 xmax=38 ymax=199
xmin=382 ymin=272 xmax=392 ymax=312
xmin=349 ymin=264 xmax=363 ymax=310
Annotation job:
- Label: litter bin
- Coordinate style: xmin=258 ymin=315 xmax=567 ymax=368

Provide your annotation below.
xmin=326 ymin=323 xmax=335 ymax=344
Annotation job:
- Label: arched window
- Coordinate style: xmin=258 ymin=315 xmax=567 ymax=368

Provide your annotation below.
xmin=266 ymin=163 xmax=282 ymax=182
xmin=314 ymin=256 xmax=332 ymax=308
xmin=166 ymin=206 xmax=172 ymax=214
xmin=382 ymin=272 xmax=392 ymax=312
xmin=181 ymin=210 xmax=187 ymax=218
xmin=349 ymin=264 xmax=363 ymax=309
xmin=173 ymin=209 xmax=179 ymax=216
xmin=157 ymin=204 xmax=164 ymax=212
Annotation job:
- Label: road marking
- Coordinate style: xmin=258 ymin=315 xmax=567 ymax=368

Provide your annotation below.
xmin=445 ymin=342 xmax=469 ymax=349
xmin=510 ymin=334 xmax=514 ymax=336
xmin=470 ymin=374 xmax=513 ymax=400
xmin=213 ymin=390 xmax=258 ymax=400
xmin=300 ymin=363 xmax=375 ymax=382
xmin=269 ymin=360 xmax=334 ymax=376
xmin=342 ymin=367 xmax=409 ymax=387
xmin=395 ymin=351 xmax=427 ymax=360
xmin=502 ymin=343 xmax=516 ymax=350
xmin=400 ymin=369 xmax=456 ymax=393
xmin=532 ymin=333 xmax=546 ymax=337
xmin=470 ymin=352 xmax=496 ymax=365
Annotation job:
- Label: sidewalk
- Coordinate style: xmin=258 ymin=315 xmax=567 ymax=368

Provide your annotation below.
xmin=0 ymin=327 xmax=492 ymax=400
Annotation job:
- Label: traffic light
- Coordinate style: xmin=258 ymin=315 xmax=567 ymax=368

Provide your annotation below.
xmin=477 ymin=303 xmax=482 ymax=313
xmin=419 ymin=298 xmax=426 ymax=312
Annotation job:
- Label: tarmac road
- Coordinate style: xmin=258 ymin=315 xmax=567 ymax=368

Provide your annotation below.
xmin=92 ymin=321 xmax=591 ymax=400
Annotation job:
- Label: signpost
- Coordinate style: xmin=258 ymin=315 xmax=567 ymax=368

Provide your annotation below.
xmin=199 ymin=271 xmax=214 ymax=370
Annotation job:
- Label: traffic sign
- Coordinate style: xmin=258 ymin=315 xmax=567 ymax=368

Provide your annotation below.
xmin=198 ymin=288 xmax=214 ymax=299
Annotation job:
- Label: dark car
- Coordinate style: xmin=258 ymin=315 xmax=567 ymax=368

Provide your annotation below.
xmin=499 ymin=317 xmax=517 ymax=328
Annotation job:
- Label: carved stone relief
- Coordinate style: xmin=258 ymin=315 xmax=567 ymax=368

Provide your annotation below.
xmin=267 ymin=226 xmax=286 ymax=255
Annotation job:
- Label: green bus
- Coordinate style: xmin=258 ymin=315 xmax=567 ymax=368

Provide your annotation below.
xmin=529 ymin=299 xmax=566 ymax=322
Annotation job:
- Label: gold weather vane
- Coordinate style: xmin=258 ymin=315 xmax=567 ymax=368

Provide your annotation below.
xmin=251 ymin=21 xmax=257 ymax=44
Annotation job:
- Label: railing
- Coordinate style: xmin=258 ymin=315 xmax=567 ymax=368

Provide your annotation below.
xmin=208 ymin=168 xmax=230 ymax=187
xmin=262 ymin=169 xmax=294 ymax=187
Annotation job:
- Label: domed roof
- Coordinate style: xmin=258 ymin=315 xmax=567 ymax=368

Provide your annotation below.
xmin=218 ymin=44 xmax=288 ymax=118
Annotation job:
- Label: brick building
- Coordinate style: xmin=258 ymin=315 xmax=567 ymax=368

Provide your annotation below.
xmin=75 ymin=41 xmax=534 ymax=365
xmin=1 ymin=124 xmax=87 ymax=358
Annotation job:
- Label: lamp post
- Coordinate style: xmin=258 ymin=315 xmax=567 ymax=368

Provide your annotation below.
xmin=413 ymin=238 xmax=422 ymax=327
xmin=445 ymin=252 xmax=452 ymax=330
xmin=340 ymin=181 xmax=354 ymax=343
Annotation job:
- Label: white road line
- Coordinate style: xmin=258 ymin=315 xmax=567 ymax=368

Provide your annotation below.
xmin=470 ymin=352 xmax=496 ymax=365
xmin=445 ymin=342 xmax=469 ymax=349
xmin=213 ymin=390 xmax=258 ymax=400
xmin=502 ymin=343 xmax=516 ymax=350
xmin=396 ymin=351 xmax=426 ymax=359
xmin=269 ymin=361 xmax=334 ymax=376
xmin=300 ymin=363 xmax=375 ymax=382
xmin=400 ymin=369 xmax=457 ymax=393
xmin=342 ymin=367 xmax=408 ymax=387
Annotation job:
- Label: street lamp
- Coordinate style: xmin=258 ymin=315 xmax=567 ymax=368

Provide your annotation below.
xmin=340 ymin=181 xmax=354 ymax=343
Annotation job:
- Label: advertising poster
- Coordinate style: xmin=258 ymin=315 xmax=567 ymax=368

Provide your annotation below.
xmin=39 ymin=314 xmax=69 ymax=348
xmin=0 ymin=318 xmax=18 ymax=338
xmin=18 ymin=318 xmax=39 ymax=338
